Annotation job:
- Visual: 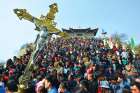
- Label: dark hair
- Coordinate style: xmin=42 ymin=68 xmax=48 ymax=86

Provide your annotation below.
xmin=59 ymin=82 xmax=68 ymax=89
xmin=7 ymin=80 xmax=18 ymax=92
xmin=45 ymin=75 xmax=55 ymax=86
xmin=123 ymin=88 xmax=131 ymax=93
xmin=131 ymin=81 xmax=140 ymax=91
xmin=80 ymin=80 xmax=89 ymax=90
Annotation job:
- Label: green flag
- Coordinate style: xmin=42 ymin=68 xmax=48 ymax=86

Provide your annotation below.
xmin=130 ymin=37 xmax=135 ymax=49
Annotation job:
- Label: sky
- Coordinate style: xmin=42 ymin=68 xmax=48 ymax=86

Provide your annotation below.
xmin=0 ymin=0 xmax=140 ymax=61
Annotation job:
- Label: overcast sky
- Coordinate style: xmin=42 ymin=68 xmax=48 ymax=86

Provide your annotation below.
xmin=0 ymin=0 xmax=140 ymax=61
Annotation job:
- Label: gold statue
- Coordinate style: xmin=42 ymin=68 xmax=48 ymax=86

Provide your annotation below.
xmin=14 ymin=3 xmax=60 ymax=33
xmin=14 ymin=3 xmax=70 ymax=92
xmin=14 ymin=3 xmax=69 ymax=38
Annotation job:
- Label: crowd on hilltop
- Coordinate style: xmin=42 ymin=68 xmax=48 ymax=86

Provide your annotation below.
xmin=0 ymin=37 xmax=140 ymax=93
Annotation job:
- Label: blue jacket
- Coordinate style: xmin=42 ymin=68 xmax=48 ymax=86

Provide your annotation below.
xmin=48 ymin=87 xmax=58 ymax=93
xmin=0 ymin=82 xmax=6 ymax=93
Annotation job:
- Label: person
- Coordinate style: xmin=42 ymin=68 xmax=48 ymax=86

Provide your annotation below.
xmin=86 ymin=68 xmax=98 ymax=93
xmin=109 ymin=75 xmax=120 ymax=93
xmin=131 ymin=81 xmax=140 ymax=93
xmin=134 ymin=54 xmax=140 ymax=76
xmin=36 ymin=76 xmax=45 ymax=93
xmin=6 ymin=80 xmax=18 ymax=93
xmin=44 ymin=75 xmax=58 ymax=93
xmin=75 ymin=80 xmax=89 ymax=93
xmin=99 ymin=79 xmax=110 ymax=93
xmin=58 ymin=82 xmax=70 ymax=93
xmin=0 ymin=75 xmax=5 ymax=93
xmin=122 ymin=88 xmax=131 ymax=93
xmin=105 ymin=66 xmax=114 ymax=78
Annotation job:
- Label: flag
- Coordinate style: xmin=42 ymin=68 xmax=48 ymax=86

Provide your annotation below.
xmin=130 ymin=37 xmax=135 ymax=49
xmin=108 ymin=37 xmax=114 ymax=48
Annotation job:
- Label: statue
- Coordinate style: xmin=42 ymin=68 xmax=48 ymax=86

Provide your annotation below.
xmin=14 ymin=3 xmax=69 ymax=46
xmin=13 ymin=3 xmax=69 ymax=92
xmin=14 ymin=3 xmax=60 ymax=33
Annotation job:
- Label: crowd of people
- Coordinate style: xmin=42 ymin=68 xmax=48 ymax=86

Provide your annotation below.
xmin=0 ymin=37 xmax=140 ymax=93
